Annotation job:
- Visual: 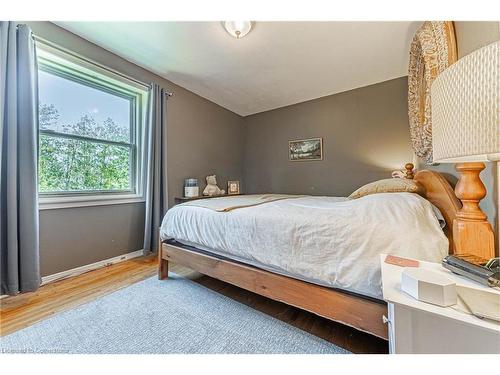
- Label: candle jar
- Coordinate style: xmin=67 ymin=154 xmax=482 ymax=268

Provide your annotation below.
xmin=184 ymin=178 xmax=199 ymax=198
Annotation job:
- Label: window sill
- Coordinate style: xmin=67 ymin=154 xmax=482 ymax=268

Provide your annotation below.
xmin=39 ymin=193 xmax=145 ymax=210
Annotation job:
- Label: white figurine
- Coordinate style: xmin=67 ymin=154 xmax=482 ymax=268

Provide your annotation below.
xmin=203 ymin=175 xmax=226 ymax=196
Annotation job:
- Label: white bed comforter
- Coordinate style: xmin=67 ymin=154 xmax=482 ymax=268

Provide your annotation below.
xmin=160 ymin=193 xmax=448 ymax=299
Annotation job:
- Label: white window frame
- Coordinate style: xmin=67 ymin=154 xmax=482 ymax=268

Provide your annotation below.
xmin=36 ymin=42 xmax=149 ymax=210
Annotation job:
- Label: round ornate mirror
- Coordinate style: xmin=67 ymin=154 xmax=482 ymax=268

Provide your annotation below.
xmin=408 ymin=21 xmax=457 ymax=164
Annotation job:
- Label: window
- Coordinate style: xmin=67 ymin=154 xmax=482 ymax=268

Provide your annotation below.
xmin=37 ymin=44 xmax=148 ymax=209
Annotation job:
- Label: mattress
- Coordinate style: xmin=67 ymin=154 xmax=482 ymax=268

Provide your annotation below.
xmin=160 ymin=193 xmax=449 ymax=299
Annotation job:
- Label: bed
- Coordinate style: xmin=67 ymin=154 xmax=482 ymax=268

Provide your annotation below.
xmin=157 ymin=168 xmax=489 ymax=339
xmin=161 ymin=193 xmax=448 ymax=300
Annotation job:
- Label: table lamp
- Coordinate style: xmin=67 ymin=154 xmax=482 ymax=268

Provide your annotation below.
xmin=431 ymin=40 xmax=499 ymax=260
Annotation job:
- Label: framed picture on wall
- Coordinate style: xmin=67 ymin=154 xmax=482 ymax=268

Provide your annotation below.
xmin=289 ymin=138 xmax=323 ymax=161
xmin=227 ymin=180 xmax=240 ymax=195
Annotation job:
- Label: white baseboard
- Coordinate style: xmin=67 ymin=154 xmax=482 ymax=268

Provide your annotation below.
xmin=41 ymin=249 xmax=145 ymax=285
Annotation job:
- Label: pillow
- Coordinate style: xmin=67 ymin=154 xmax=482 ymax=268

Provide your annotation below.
xmin=349 ymin=178 xmax=424 ymax=199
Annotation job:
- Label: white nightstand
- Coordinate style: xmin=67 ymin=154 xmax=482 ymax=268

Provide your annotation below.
xmin=380 ymin=254 xmax=500 ymax=354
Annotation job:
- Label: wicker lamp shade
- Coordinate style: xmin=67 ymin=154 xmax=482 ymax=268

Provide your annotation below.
xmin=431 ymin=41 xmax=499 ymax=163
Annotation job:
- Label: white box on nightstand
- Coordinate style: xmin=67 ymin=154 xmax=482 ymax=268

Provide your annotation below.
xmin=401 ymin=268 xmax=457 ymax=307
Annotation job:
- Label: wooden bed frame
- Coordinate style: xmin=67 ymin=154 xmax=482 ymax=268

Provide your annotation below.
xmin=158 ymin=165 xmax=494 ymax=340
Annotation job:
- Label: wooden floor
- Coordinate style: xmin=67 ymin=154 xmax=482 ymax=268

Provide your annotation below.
xmin=0 ymin=256 xmax=388 ymax=354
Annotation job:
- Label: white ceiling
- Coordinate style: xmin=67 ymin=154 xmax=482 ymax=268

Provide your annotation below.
xmin=56 ymin=21 xmax=422 ymax=116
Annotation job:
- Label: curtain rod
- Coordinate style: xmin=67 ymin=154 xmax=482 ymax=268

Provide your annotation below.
xmin=33 ymin=34 xmax=173 ymax=97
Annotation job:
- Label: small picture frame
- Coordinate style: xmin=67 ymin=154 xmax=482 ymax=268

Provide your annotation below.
xmin=289 ymin=137 xmax=323 ymax=161
xmin=227 ymin=180 xmax=240 ymax=195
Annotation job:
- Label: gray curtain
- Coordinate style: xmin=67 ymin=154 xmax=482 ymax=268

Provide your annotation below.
xmin=143 ymin=83 xmax=168 ymax=253
xmin=0 ymin=22 xmax=41 ymax=295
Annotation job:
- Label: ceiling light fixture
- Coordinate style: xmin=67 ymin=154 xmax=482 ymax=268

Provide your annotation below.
xmin=223 ymin=21 xmax=252 ymax=39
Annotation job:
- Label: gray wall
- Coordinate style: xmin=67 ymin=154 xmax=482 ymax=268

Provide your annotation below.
xmin=27 ymin=22 xmax=245 ymax=276
xmin=454 ymin=21 xmax=500 ymax=57
xmin=243 ymin=77 xmax=413 ymax=196
xmin=421 ymin=21 xmax=500 ymax=238
xmin=39 ymin=204 xmax=145 ymax=275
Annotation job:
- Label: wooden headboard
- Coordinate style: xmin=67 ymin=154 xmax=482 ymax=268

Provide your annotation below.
xmin=414 ymin=169 xmax=462 ymax=254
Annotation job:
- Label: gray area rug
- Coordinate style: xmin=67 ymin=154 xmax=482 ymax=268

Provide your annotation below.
xmin=0 ymin=275 xmax=349 ymax=354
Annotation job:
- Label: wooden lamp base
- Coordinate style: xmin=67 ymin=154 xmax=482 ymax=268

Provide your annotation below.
xmin=453 ymin=162 xmax=495 ymax=260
